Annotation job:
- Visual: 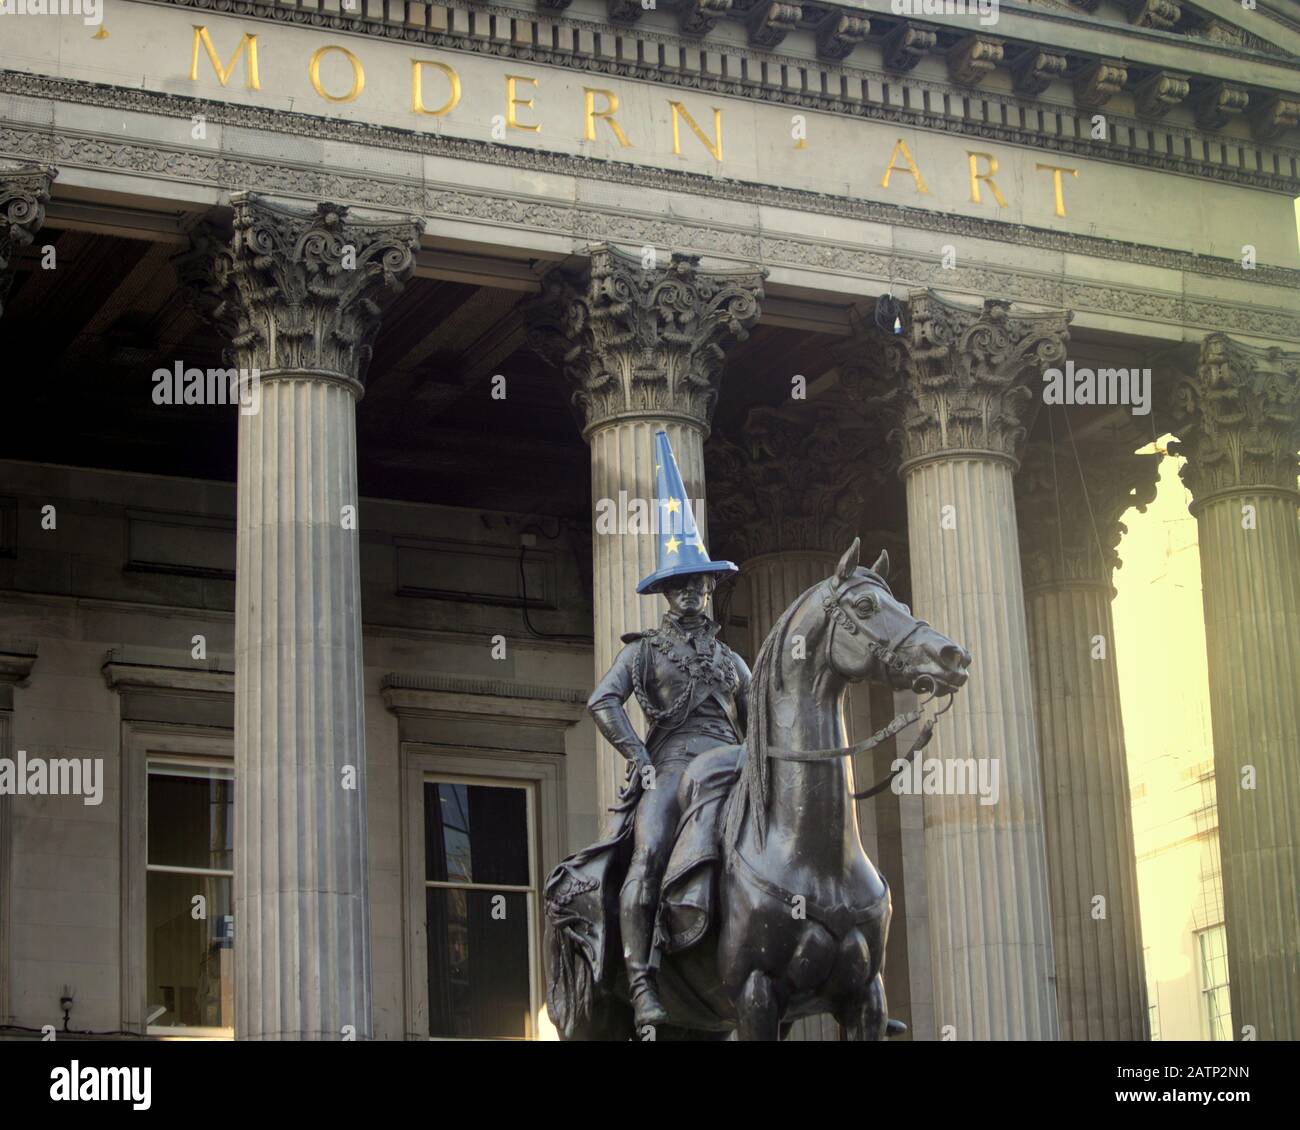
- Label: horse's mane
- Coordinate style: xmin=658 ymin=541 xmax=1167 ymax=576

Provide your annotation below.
xmin=723 ymin=577 xmax=825 ymax=850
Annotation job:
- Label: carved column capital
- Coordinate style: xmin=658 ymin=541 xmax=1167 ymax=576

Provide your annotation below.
xmin=525 ymin=243 xmax=765 ymax=436
xmin=0 ymin=164 xmax=56 ymax=320
xmin=1170 ymin=334 xmax=1300 ymax=505
xmin=1017 ymin=439 xmax=1161 ymax=590
xmin=176 ymin=193 xmax=423 ymax=389
xmin=841 ymin=292 xmax=1072 ymax=471
xmin=705 ymin=398 xmax=887 ymax=562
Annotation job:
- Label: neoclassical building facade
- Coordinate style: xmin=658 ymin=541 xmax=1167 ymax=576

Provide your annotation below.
xmin=0 ymin=0 xmax=1297 ymax=1041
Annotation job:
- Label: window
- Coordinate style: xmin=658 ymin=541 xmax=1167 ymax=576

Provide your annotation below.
xmin=424 ymin=778 xmax=536 ymax=1039
xmin=1143 ymin=947 xmax=1160 ymax=1041
xmin=1196 ymin=925 xmax=1232 ymax=1041
xmin=399 ymin=743 xmax=565 ymax=1041
xmin=145 ymin=757 xmax=234 ymax=1034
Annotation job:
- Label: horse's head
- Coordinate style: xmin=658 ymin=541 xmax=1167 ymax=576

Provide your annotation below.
xmin=821 ymin=538 xmax=971 ymax=695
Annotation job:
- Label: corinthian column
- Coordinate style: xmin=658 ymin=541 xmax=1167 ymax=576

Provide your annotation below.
xmin=0 ymin=165 xmax=56 ymax=319
xmin=1017 ymin=437 xmax=1160 ymax=1039
xmin=844 ymin=292 xmax=1070 ymax=1040
xmin=527 ymin=245 xmax=764 ymax=819
xmin=1171 ymin=334 xmax=1300 ymax=1042
xmin=179 ymin=195 xmax=423 ymax=1040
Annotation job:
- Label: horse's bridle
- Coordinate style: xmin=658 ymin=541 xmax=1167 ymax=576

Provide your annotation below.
xmin=765 ymin=576 xmax=955 ymax=800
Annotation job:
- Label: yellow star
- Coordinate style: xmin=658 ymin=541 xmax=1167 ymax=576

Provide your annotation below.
xmin=663 ymin=498 xmax=682 ymax=515
xmin=665 ymin=536 xmax=682 ymax=554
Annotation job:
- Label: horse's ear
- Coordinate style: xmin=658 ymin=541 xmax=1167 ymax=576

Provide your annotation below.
xmin=835 ymin=538 xmax=860 ymax=585
xmin=871 ymin=548 xmax=890 ymax=581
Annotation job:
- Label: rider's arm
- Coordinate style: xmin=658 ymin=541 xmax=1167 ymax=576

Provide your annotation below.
xmin=587 ymin=642 xmax=652 ymax=767
xmin=732 ymin=651 xmax=753 ymax=739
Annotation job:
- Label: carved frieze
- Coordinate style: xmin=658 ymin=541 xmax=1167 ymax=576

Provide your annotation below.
xmin=747 ymin=1 xmax=802 ymax=49
xmin=1017 ymin=437 xmax=1161 ymax=589
xmin=882 ymin=24 xmax=938 ymax=74
xmin=1011 ymin=50 xmax=1068 ymax=97
xmin=524 ymin=243 xmax=765 ymax=435
xmin=1134 ymin=72 xmax=1190 ymax=120
xmin=0 ymin=164 xmax=56 ymax=321
xmin=1171 ymin=334 xmax=1300 ymax=503
xmin=175 ymin=193 xmax=423 ymax=385
xmin=705 ymin=398 xmax=888 ymax=562
xmin=948 ymin=35 xmax=1005 ymax=88
xmin=1195 ymin=83 xmax=1250 ymax=131
xmin=841 ymin=291 xmax=1072 ymax=469
xmin=1074 ymin=61 xmax=1128 ymax=109
xmin=813 ymin=11 xmax=869 ymax=61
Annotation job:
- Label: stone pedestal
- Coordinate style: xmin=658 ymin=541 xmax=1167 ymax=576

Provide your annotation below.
xmin=1017 ymin=439 xmax=1160 ymax=1039
xmin=1172 ymin=334 xmax=1300 ymax=1042
xmin=528 ymin=244 xmax=764 ymax=820
xmin=847 ymin=292 xmax=1071 ymax=1040
xmin=0 ymin=165 xmax=56 ymax=319
xmin=180 ymin=195 xmax=422 ymax=1040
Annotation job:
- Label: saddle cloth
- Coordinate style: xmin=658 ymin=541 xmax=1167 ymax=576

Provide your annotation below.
xmin=658 ymin=742 xmax=745 ymax=955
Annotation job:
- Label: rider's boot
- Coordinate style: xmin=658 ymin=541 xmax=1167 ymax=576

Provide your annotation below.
xmin=620 ymin=878 xmax=669 ymax=1028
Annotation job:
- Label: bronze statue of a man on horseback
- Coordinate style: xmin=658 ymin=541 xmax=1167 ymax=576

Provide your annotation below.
xmin=545 ymin=431 xmax=971 ymax=1040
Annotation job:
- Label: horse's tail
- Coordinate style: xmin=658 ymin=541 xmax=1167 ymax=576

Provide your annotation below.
xmin=545 ymin=910 xmax=597 ymax=1040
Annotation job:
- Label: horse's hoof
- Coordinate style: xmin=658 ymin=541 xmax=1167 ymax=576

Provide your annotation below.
xmin=886 ymin=1018 xmax=908 ymax=1037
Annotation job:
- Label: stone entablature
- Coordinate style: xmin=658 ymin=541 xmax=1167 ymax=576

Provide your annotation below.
xmin=113 ymin=0 xmax=1300 ymax=193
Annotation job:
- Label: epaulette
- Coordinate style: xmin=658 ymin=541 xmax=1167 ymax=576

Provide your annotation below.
xmin=620 ymin=629 xmax=656 ymax=644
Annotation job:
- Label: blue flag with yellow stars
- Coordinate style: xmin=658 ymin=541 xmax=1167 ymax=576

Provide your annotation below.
xmin=636 ymin=430 xmax=739 ymax=595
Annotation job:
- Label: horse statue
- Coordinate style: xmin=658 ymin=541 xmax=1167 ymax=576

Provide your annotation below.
xmin=544 ymin=538 xmax=971 ymax=1040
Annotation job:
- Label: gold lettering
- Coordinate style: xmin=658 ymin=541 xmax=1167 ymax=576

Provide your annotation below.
xmin=583 ymin=88 xmax=632 ymax=147
xmin=189 ymin=26 xmax=260 ymax=90
xmin=967 ymin=151 xmax=1008 ymax=207
xmin=1035 ymin=163 xmax=1079 ymax=218
xmin=309 ymin=45 xmax=365 ymax=104
xmin=506 ymin=75 xmax=541 ymax=132
xmin=668 ymin=102 xmax=723 ymax=162
xmin=879 ymin=138 xmax=928 ymax=194
xmin=412 ymin=59 xmax=461 ymax=116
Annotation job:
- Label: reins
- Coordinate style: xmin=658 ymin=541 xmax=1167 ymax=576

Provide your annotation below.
xmin=761 ymin=577 xmax=956 ymax=800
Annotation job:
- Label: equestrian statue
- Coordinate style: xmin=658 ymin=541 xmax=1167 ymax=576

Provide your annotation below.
xmin=545 ymin=431 xmax=972 ymax=1040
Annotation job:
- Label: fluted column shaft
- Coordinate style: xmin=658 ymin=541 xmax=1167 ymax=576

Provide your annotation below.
xmin=235 ymin=372 xmax=369 ymax=1040
xmin=1194 ymin=490 xmax=1300 ymax=1041
xmin=1017 ymin=440 xmax=1157 ymax=1039
xmin=906 ymin=455 xmax=1057 ymax=1039
xmin=1173 ymin=333 xmax=1300 ymax=1041
xmin=846 ymin=292 xmax=1073 ymax=1039
xmin=1026 ymin=583 xmax=1146 ymax=1039
xmin=179 ymin=194 xmax=422 ymax=1040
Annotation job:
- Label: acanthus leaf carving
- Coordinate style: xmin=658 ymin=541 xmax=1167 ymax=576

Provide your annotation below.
xmin=175 ymin=192 xmax=423 ymax=385
xmin=0 ymin=163 xmax=56 ymax=320
xmin=524 ymin=242 xmax=765 ymax=434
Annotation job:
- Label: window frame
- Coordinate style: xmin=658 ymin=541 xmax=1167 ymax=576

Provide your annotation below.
xmin=1195 ymin=924 xmax=1232 ymax=1042
xmin=121 ymin=722 xmax=234 ymax=1039
xmin=400 ymin=743 xmax=565 ymax=1041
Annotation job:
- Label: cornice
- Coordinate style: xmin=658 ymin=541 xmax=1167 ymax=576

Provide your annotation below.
xmin=5 ymin=72 xmax=1300 ymax=308
xmin=134 ymin=0 xmax=1300 ymax=191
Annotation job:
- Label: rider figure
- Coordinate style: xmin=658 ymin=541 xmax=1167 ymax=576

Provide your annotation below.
xmin=587 ymin=432 xmax=751 ymax=1029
